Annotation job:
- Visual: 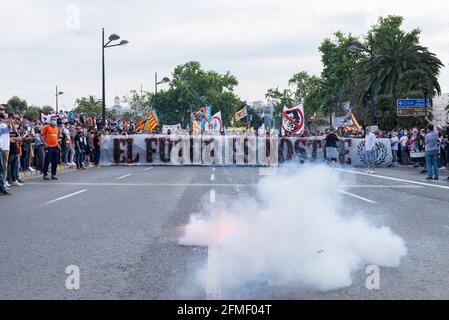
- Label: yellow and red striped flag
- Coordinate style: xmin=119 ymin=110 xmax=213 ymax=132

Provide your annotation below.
xmin=144 ymin=112 xmax=159 ymax=132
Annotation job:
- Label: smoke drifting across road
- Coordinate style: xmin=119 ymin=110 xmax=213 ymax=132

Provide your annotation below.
xmin=179 ymin=166 xmax=407 ymax=292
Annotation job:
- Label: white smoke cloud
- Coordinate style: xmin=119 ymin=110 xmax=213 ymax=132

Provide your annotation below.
xmin=179 ymin=165 xmax=407 ymax=293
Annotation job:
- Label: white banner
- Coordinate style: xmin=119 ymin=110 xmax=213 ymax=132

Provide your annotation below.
xmin=100 ymin=135 xmax=392 ymax=167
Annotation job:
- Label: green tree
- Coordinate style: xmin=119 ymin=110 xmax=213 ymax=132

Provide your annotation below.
xmin=122 ymin=90 xmax=153 ymax=116
xmin=6 ymin=96 xmax=28 ymax=115
xmin=24 ymin=106 xmax=41 ymax=121
xmin=319 ymin=31 xmax=362 ymax=117
xmin=74 ymin=95 xmax=102 ymax=117
xmin=41 ymin=106 xmax=54 ymax=114
xmin=266 ymin=71 xmax=322 ymax=127
xmin=352 ymin=15 xmax=444 ymax=128
xmin=128 ymin=61 xmax=243 ymax=127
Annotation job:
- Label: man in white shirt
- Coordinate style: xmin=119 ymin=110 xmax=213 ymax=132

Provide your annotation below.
xmin=365 ymin=126 xmax=377 ymax=174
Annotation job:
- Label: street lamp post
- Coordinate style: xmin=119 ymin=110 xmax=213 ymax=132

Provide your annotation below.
xmin=102 ymin=28 xmax=128 ymax=128
xmin=55 ymin=86 xmax=63 ymax=113
xmin=349 ymin=34 xmax=376 ymax=125
xmin=421 ymin=86 xmax=430 ymax=116
xmin=154 ymin=72 xmax=170 ymax=116
xmin=315 ymin=79 xmax=333 ymax=128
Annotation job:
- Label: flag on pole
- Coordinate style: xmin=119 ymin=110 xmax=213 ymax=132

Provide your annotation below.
xmin=144 ymin=112 xmax=159 ymax=132
xmin=281 ymin=104 xmax=305 ymax=136
xmin=342 ymin=112 xmax=361 ymax=132
xmin=210 ymin=111 xmax=223 ymax=131
xmin=234 ymin=107 xmax=248 ymax=122
xmin=40 ymin=113 xmax=52 ymax=123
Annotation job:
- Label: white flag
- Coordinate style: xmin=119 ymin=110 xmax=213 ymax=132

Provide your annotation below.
xmin=210 ymin=111 xmax=223 ymax=131
xmin=281 ymin=104 xmax=305 ymax=136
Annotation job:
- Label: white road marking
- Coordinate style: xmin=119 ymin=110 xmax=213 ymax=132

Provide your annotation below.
xmin=336 ymin=168 xmax=449 ymax=190
xmin=43 ymin=189 xmax=87 ymax=205
xmin=206 ymin=246 xmax=222 ymax=300
xmin=342 ymin=185 xmax=423 ymax=188
xmin=212 ymin=167 xmax=216 ymax=171
xmin=26 ymin=182 xmax=249 ymax=187
xmin=211 ymin=174 xmax=215 ymax=181
xmin=337 ymin=190 xmax=377 ymax=204
xmin=210 ymin=189 xmax=216 ymax=203
xmin=115 ymin=174 xmax=132 ymax=180
xmin=143 ymin=167 xmax=153 ymax=171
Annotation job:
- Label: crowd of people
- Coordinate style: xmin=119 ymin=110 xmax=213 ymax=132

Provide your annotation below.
xmin=323 ymin=117 xmax=449 ymax=180
xmin=0 ymin=106 xmax=108 ymax=195
xmin=1 ymin=103 xmax=449 ymax=195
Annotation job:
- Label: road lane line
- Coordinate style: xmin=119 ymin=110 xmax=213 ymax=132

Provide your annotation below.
xmin=43 ymin=189 xmax=87 ymax=205
xmin=342 ymin=185 xmax=423 ymax=188
xmin=337 ymin=190 xmax=377 ymax=204
xmin=212 ymin=167 xmax=216 ymax=171
xmin=336 ymin=168 xmax=449 ymax=190
xmin=206 ymin=246 xmax=222 ymax=300
xmin=211 ymin=174 xmax=215 ymax=181
xmin=144 ymin=167 xmax=153 ymax=171
xmin=115 ymin=174 xmax=132 ymax=180
xmin=210 ymin=190 xmax=216 ymax=203
xmin=26 ymin=182 xmax=251 ymax=187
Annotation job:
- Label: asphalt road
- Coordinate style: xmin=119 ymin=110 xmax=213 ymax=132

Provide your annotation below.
xmin=0 ymin=164 xmax=448 ymax=299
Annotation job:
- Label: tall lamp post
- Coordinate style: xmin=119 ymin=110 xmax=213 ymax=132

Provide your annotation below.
xmin=349 ymin=34 xmax=376 ymax=125
xmin=315 ymin=79 xmax=333 ymax=128
xmin=420 ymin=86 xmax=430 ymax=116
xmin=102 ymin=28 xmax=128 ymax=128
xmin=55 ymin=86 xmax=64 ymax=113
xmin=154 ymin=72 xmax=170 ymax=115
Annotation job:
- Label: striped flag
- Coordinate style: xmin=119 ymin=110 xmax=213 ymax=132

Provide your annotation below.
xmin=234 ymin=107 xmax=247 ymax=122
xmin=144 ymin=112 xmax=159 ymax=132
xmin=342 ymin=112 xmax=361 ymax=132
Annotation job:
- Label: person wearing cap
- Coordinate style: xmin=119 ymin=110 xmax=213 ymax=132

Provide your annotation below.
xmin=41 ymin=119 xmax=60 ymax=180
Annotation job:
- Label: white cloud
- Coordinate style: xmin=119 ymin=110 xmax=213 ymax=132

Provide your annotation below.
xmin=0 ymin=0 xmax=448 ymax=107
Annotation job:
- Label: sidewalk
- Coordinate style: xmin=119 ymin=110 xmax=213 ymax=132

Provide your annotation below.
xmin=19 ymin=164 xmax=95 ymax=181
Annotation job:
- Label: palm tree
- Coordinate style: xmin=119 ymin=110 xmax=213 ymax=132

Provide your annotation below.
xmin=352 ymin=31 xmax=443 ymax=129
xmin=74 ymin=95 xmax=102 ymax=116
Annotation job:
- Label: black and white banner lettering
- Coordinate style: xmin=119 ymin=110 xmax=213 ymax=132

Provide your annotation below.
xmin=100 ymin=135 xmax=392 ymax=167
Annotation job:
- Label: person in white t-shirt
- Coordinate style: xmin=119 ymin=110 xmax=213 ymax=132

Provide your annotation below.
xmin=365 ymin=126 xmax=377 ymax=174
xmin=0 ymin=106 xmax=11 ymax=191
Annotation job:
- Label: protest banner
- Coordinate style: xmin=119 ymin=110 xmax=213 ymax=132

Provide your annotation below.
xmin=100 ymin=134 xmax=392 ymax=167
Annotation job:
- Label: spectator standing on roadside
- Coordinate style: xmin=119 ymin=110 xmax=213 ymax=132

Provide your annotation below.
xmin=7 ymin=119 xmax=22 ymax=186
xmin=33 ymin=126 xmax=45 ymax=173
xmin=41 ymin=119 xmax=60 ymax=180
xmin=365 ymin=126 xmax=377 ymax=174
xmin=0 ymin=110 xmax=11 ymax=194
xmin=74 ymin=128 xmax=85 ymax=170
xmin=93 ymin=130 xmax=102 ymax=168
xmin=424 ymin=117 xmax=440 ymax=181
xmin=400 ymin=131 xmax=409 ymax=165
xmin=390 ymin=131 xmax=399 ymax=167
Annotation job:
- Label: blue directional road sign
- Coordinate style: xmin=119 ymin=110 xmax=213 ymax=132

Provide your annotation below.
xmin=396 ymin=99 xmax=429 ymax=108
xmin=397 ymin=99 xmax=428 ymax=117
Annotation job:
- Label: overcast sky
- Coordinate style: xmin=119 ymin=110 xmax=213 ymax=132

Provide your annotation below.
xmin=1 ymin=0 xmax=448 ymax=110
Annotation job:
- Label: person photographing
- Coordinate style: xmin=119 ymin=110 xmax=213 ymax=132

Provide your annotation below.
xmin=41 ymin=119 xmax=60 ymax=181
